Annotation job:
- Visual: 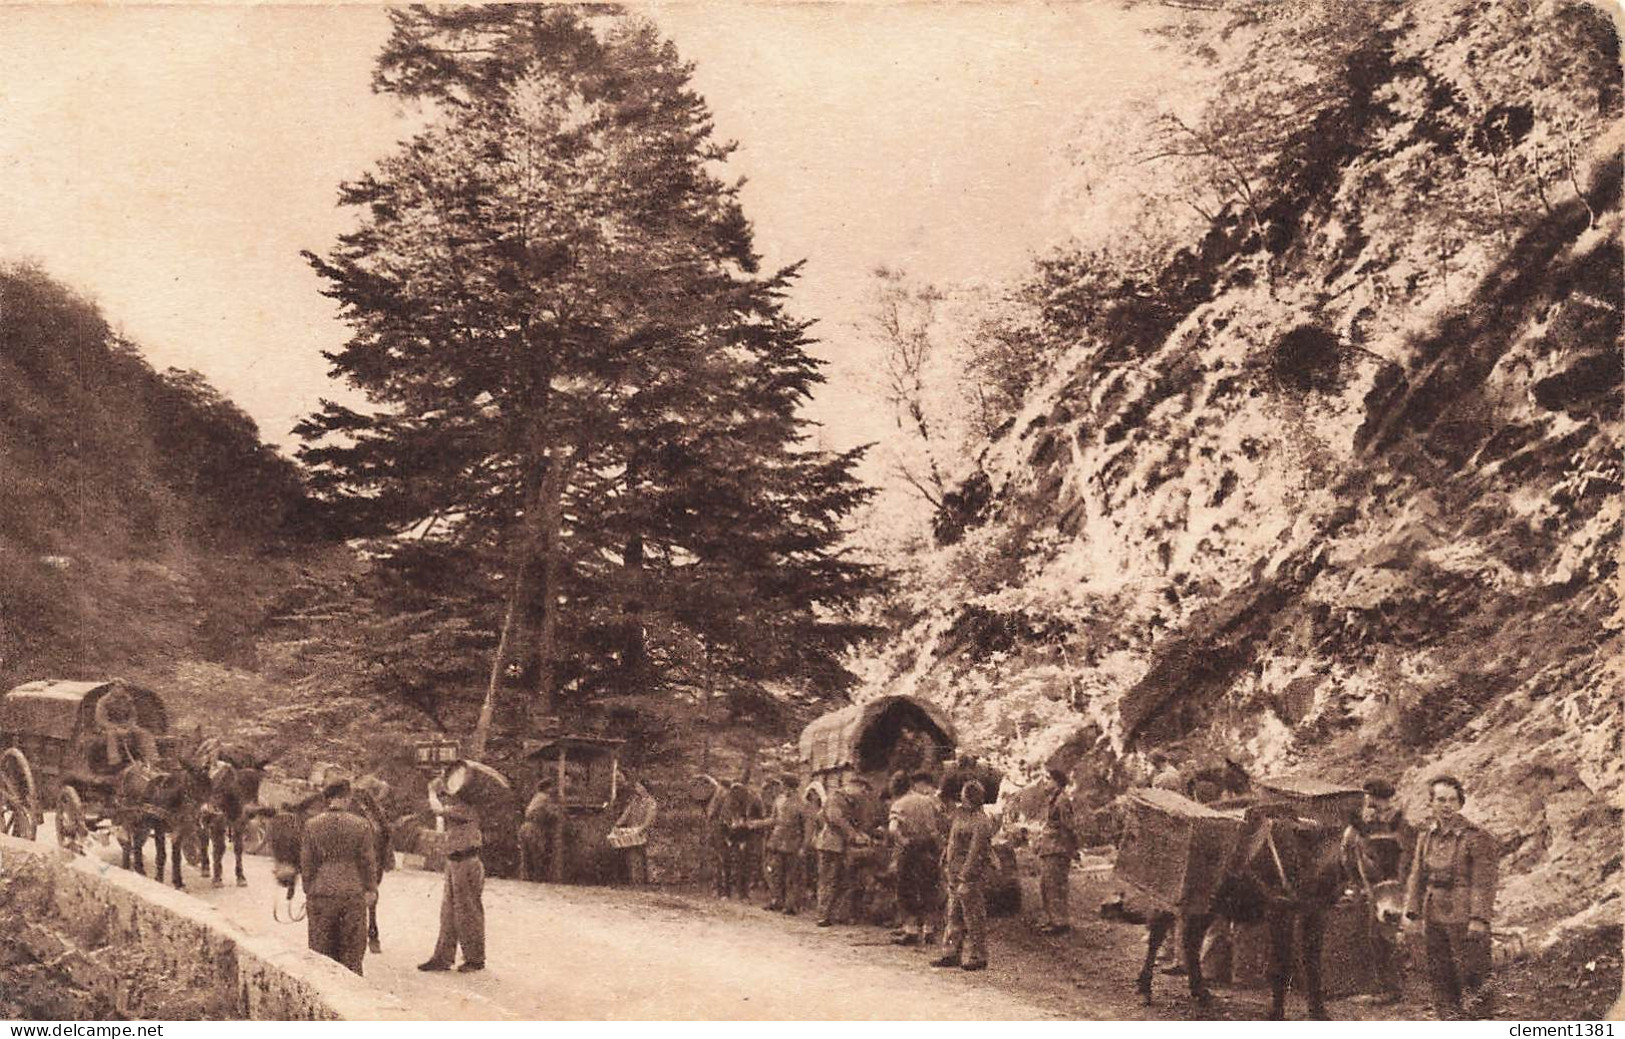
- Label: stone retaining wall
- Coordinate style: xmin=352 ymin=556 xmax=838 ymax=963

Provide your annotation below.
xmin=0 ymin=835 xmax=412 ymax=1020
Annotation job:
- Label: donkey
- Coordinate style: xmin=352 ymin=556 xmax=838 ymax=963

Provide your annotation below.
xmin=114 ymin=758 xmax=210 ymax=890
xmin=197 ymin=744 xmax=269 ymax=888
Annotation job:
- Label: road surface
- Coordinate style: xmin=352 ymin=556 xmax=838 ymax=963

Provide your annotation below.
xmin=47 ymin=816 xmax=1059 ymax=1020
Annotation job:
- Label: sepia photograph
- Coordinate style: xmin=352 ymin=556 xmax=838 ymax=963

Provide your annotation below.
xmin=0 ymin=0 xmax=1620 ymax=1024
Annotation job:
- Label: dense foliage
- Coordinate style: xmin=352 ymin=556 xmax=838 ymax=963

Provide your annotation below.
xmin=0 ymin=263 xmax=316 ymax=682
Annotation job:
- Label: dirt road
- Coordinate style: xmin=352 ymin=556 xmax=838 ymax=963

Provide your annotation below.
xmin=55 ymin=819 xmax=1058 ymax=1020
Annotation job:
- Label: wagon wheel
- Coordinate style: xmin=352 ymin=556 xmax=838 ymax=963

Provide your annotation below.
xmin=57 ymin=787 xmax=88 ymax=852
xmin=0 ymin=748 xmax=39 ymax=840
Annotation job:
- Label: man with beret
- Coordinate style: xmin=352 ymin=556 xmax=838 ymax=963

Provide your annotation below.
xmin=419 ymin=778 xmax=486 ymax=972
xmin=932 ymin=779 xmax=996 ymax=971
xmin=888 ymin=770 xmax=944 ymax=945
xmin=1403 ymin=775 xmax=1500 ymax=1019
xmin=299 ymin=777 xmax=378 ymax=975
xmin=1342 ymin=777 xmax=1418 ymax=1004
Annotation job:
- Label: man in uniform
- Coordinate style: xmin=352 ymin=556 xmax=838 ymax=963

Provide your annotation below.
xmin=419 ymin=778 xmax=486 ymax=972
xmin=932 ymin=779 xmax=995 ymax=971
xmin=1403 ymin=775 xmax=1499 ymax=1019
xmin=764 ymin=772 xmax=810 ymax=914
xmin=94 ymin=684 xmax=158 ymax=768
xmin=814 ymin=773 xmax=867 ymax=926
xmin=888 ymin=770 xmax=944 ymax=946
xmin=519 ymin=781 xmax=561 ymax=882
xmin=1036 ymin=767 xmax=1080 ymax=936
xmin=843 ymin=774 xmax=882 ymax=923
xmin=1342 ymin=777 xmax=1418 ymax=1004
xmin=299 ymin=777 xmax=378 ymax=975
xmin=612 ymin=774 xmax=659 ymax=886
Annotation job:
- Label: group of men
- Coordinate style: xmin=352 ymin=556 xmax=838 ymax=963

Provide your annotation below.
xmin=1343 ymin=774 xmax=1501 ymax=1020
xmin=519 ymin=771 xmax=661 ymax=885
xmin=296 ymin=772 xmax=487 ymax=976
xmin=745 ymin=756 xmax=1014 ymax=973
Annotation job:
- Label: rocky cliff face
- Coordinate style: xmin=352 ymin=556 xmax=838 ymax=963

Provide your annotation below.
xmin=853 ymin=0 xmax=1622 ymax=940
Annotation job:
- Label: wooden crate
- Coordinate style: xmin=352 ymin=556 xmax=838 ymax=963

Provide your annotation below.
xmin=1113 ymin=788 xmax=1244 ymax=914
xmin=1254 ymin=776 xmax=1364 ymax=829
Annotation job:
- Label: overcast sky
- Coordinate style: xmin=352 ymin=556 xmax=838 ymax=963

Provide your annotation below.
xmin=0 ymin=3 xmax=1180 ymax=456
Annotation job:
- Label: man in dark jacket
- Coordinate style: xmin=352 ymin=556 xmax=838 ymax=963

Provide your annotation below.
xmin=814 ymin=776 xmax=867 ymax=926
xmin=932 ymin=779 xmax=995 ymax=971
xmin=1403 ymin=775 xmax=1500 ymax=1019
xmin=300 ymin=778 xmax=378 ymax=975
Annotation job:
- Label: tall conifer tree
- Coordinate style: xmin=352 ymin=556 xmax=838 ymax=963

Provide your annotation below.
xmin=299 ymin=6 xmax=879 ymax=744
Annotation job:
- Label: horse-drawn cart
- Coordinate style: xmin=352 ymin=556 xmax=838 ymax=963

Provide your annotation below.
xmin=0 ymin=679 xmax=174 ymax=849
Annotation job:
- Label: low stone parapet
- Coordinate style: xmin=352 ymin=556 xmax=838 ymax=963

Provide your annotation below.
xmin=0 ymin=834 xmax=412 ymax=1020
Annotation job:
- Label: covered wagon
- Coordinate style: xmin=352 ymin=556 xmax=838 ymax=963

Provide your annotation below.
xmin=798 ymin=694 xmax=957 ymax=785
xmin=0 ymin=679 xmax=178 ymax=847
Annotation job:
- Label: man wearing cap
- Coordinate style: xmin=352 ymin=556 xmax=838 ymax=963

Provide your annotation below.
xmin=299 ymin=777 xmax=378 ymax=975
xmin=813 ymin=773 xmax=867 ymax=926
xmin=1036 ymin=767 xmax=1080 ymax=936
xmin=932 ymin=779 xmax=995 ymax=971
xmin=1342 ymin=777 xmax=1418 ymax=1004
xmin=888 ymin=770 xmax=944 ymax=945
xmin=764 ymin=773 xmax=810 ymax=914
xmin=419 ymin=777 xmax=486 ymax=972
xmin=1403 ymin=775 xmax=1499 ymax=1019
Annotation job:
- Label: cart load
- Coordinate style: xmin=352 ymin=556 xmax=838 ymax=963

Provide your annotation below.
xmin=1113 ymin=787 xmax=1246 ymax=914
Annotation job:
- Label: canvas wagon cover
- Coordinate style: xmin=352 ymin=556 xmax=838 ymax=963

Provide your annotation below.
xmin=798 ymin=695 xmax=955 ymax=775
xmin=0 ymin=680 xmax=168 ymax=743
xmin=1114 ymin=787 xmax=1244 ymax=913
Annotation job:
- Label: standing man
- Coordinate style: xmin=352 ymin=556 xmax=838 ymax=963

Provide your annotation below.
xmin=932 ymin=779 xmax=995 ymax=972
xmin=419 ymin=777 xmax=486 ymax=973
xmin=612 ymin=774 xmax=659 ymax=885
xmin=299 ymin=777 xmax=378 ymax=976
xmin=1036 ymin=767 xmax=1080 ymax=936
xmin=888 ymin=770 xmax=944 ymax=946
xmin=519 ymin=781 xmax=561 ymax=882
xmin=814 ymin=774 xmax=866 ymax=927
xmin=1403 ymin=775 xmax=1499 ymax=1019
xmin=844 ymin=775 xmax=880 ymax=923
xmin=1342 ymin=777 xmax=1418 ymax=1005
xmin=764 ymin=773 xmax=809 ymax=914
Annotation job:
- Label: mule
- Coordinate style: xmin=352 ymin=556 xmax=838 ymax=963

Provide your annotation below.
xmin=1224 ymin=805 xmax=1348 ymax=1020
xmin=199 ymin=753 xmax=268 ymax=888
xmin=114 ymin=760 xmax=209 ymax=890
xmin=1135 ymin=802 xmax=1348 ymax=1020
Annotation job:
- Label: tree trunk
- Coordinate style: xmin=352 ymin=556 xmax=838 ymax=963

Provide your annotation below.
xmin=530 ymin=447 xmax=576 ymax=718
xmin=621 ymin=532 xmax=646 ymax=692
xmin=470 ymin=555 xmax=527 ymax=760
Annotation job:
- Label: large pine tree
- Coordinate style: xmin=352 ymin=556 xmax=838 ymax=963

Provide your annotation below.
xmin=299 ymin=6 xmax=880 ymax=745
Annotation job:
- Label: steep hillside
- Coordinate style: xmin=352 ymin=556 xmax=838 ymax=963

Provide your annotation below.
xmin=0 ymin=263 xmax=325 ymax=696
xmin=854 ymin=0 xmax=1621 ymax=941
